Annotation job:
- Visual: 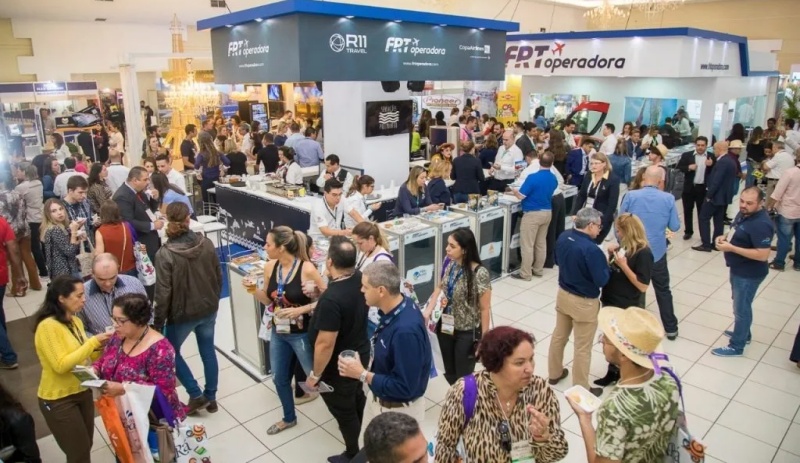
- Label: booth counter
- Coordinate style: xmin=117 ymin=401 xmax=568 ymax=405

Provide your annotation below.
xmin=378 ymin=218 xmax=438 ymax=305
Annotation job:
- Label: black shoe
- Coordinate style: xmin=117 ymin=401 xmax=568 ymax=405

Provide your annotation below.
xmin=206 ymin=400 xmax=218 ymax=413
xmin=590 ymin=387 xmax=603 ymax=397
xmin=327 ymin=453 xmax=351 ymax=463
xmin=691 ymin=245 xmax=712 ymax=253
xmin=0 ymin=361 xmax=18 ymax=370
xmin=548 ymin=368 xmax=569 ymax=385
xmin=593 ymin=365 xmax=620 ymax=387
xmin=510 ymin=273 xmax=531 ymax=282
xmin=683 ymin=233 xmax=693 ymax=241
xmin=186 ymin=396 xmax=210 ymax=415
xmin=666 ymin=332 xmax=678 ymax=341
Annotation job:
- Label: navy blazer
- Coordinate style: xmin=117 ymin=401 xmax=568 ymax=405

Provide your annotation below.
xmin=627 ymin=140 xmax=645 ymax=159
xmin=705 ymin=154 xmax=738 ymax=206
xmin=566 ymin=148 xmax=588 ymax=186
xmin=427 ymin=177 xmax=452 ymax=206
xmin=394 ymin=183 xmax=433 ymax=216
xmin=451 ymin=154 xmax=485 ymax=195
xmin=571 ymin=173 xmax=621 ymax=228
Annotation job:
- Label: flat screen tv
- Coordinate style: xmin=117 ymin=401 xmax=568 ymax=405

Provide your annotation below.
xmin=268 ymin=84 xmax=283 ymax=101
xmin=365 ymin=100 xmax=413 ymax=138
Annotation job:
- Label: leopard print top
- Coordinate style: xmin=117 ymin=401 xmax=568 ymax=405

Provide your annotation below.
xmin=435 ymin=370 xmax=568 ymax=463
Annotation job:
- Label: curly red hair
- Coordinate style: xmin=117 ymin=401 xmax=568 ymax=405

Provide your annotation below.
xmin=477 ymin=326 xmax=535 ymax=373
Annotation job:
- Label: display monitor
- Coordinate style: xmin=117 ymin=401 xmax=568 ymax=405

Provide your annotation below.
xmin=268 ymin=84 xmax=284 ymax=101
xmin=365 ymin=100 xmax=413 ymax=138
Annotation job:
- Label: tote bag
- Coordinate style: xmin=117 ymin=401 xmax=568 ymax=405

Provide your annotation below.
xmin=78 ymin=239 xmax=95 ymax=278
xmin=116 ymin=383 xmax=156 ymax=463
xmin=124 ymin=222 xmax=157 ymax=286
xmin=175 ymin=423 xmax=212 ymax=463
xmin=96 ymin=395 xmax=135 ymax=463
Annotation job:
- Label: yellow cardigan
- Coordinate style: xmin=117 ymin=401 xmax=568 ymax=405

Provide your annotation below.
xmin=35 ymin=317 xmax=102 ymax=401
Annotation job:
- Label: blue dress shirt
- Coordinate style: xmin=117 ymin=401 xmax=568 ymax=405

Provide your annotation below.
xmin=619 ymin=185 xmax=681 ymax=262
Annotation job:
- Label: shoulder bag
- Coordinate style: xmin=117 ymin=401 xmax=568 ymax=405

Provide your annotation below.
xmin=124 ymin=222 xmax=157 ymax=286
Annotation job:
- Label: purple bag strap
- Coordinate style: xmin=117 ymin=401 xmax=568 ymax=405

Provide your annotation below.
xmin=151 ymin=387 xmax=178 ymax=428
xmin=463 ymin=374 xmax=478 ymax=428
xmin=123 ymin=221 xmax=139 ymax=243
xmin=441 ymin=257 xmax=451 ymax=279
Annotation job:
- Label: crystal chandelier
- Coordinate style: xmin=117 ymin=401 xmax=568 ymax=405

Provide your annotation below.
xmin=164 ymin=59 xmax=219 ymax=116
xmin=584 ymin=0 xmax=627 ymax=28
xmin=637 ymin=0 xmax=686 ymax=17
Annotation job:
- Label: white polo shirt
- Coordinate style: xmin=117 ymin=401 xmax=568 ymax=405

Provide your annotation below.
xmin=308 ymin=197 xmax=345 ymax=239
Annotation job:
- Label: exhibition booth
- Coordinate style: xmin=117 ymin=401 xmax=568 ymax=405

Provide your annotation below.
xmin=197 ymin=0 xmax=519 ymax=378
xmin=504 ymin=28 xmax=780 ymax=141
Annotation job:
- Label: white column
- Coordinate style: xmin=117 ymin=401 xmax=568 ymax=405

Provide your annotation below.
xmin=119 ymin=63 xmax=143 ymax=166
xmin=697 ymin=98 xmax=716 ymax=142
xmin=322 ymin=81 xmax=410 ymax=188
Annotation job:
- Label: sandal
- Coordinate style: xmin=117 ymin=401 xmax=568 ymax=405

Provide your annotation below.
xmin=267 ymin=420 xmax=297 ymax=435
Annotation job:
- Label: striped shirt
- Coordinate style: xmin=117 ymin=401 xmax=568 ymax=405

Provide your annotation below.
xmin=77 ymin=275 xmax=147 ymax=335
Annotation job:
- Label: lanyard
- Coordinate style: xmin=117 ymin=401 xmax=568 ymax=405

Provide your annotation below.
xmin=276 ymin=258 xmax=299 ymax=306
xmin=368 ymin=298 xmax=407 ymax=371
xmin=111 ymin=327 xmax=149 ymax=379
xmin=357 ymin=248 xmax=374 ymax=269
xmin=68 ymin=321 xmax=86 ymax=346
xmin=444 ymin=264 xmax=463 ymax=314
xmin=324 ymin=200 xmax=338 ymax=223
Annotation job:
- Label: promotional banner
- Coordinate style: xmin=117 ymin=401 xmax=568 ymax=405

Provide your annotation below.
xmin=464 ymin=81 xmax=500 ymax=120
xmin=505 ymin=36 xmax=742 ymax=78
xmin=421 ymin=93 xmax=464 ymax=114
xmin=529 ymin=94 xmax=588 ymax=122
xmin=211 ymin=14 xmax=507 ymax=83
xmin=496 ymin=91 xmax=520 ymax=126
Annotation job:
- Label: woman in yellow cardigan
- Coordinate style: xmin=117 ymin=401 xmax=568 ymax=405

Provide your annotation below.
xmin=33 ymin=275 xmax=111 ymax=463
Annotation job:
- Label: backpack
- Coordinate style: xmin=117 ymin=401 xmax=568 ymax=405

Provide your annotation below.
xmin=664 ymin=166 xmax=684 ymax=200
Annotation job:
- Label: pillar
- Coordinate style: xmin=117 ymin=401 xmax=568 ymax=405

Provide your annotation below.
xmin=119 ymin=63 xmax=143 ymax=166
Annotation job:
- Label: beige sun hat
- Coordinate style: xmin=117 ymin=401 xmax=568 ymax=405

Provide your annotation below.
xmin=728 ymin=139 xmax=744 ymax=149
xmin=598 ymin=306 xmax=665 ymax=369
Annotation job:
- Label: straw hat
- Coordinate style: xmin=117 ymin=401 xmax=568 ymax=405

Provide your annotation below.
xmin=728 ymin=140 xmax=744 ymax=149
xmin=41 ymin=143 xmax=55 ymax=155
xmin=598 ymin=307 xmax=665 ymax=369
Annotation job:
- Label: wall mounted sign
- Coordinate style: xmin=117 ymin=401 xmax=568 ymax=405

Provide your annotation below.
xmin=365 ymin=100 xmax=413 ymax=137
xmin=33 ymin=81 xmax=68 ymax=96
xmin=210 ymin=14 xmax=507 ymax=83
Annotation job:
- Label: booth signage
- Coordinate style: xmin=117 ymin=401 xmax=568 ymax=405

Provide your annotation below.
xmin=34 ymin=82 xmax=68 ymax=96
xmin=366 ymin=100 xmax=413 ymax=137
xmin=422 ymin=94 xmax=463 ymax=113
xmin=210 ymin=14 xmax=507 ymax=83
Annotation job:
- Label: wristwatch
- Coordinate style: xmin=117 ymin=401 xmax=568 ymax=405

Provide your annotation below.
xmin=309 ymin=371 xmax=320 ymax=381
xmin=359 ymin=370 xmax=369 ymax=383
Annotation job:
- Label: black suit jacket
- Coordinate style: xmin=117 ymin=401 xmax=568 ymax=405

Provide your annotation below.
xmin=516 ymin=135 xmax=535 ymax=158
xmin=677 ymin=150 xmax=716 ymax=193
xmin=705 ymin=154 xmax=739 ymax=206
xmin=571 ymin=173 xmax=621 ymax=228
xmin=112 ymin=183 xmax=161 ymax=261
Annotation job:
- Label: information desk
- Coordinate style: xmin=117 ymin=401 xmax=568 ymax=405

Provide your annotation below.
xmin=378 ymin=218 xmax=438 ymax=304
xmin=417 ymin=210 xmax=471 ymax=286
xmin=215 ymin=182 xmax=399 ymax=251
xmin=449 ymin=203 xmax=508 ymax=280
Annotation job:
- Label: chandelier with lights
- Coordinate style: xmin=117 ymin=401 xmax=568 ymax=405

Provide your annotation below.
xmin=636 ymin=0 xmax=686 ymax=17
xmin=583 ymin=0 xmax=627 ymax=28
xmin=164 ymin=59 xmax=219 ymax=116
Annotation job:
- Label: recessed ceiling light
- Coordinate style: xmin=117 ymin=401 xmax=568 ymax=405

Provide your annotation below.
xmin=440 ymin=24 xmax=447 ymax=27
xmin=345 ymin=15 xmax=354 ymax=19
xmin=394 ymin=20 xmax=402 ymax=23
xmin=225 ymin=24 xmax=233 ymax=27
xmin=255 ymin=18 xmax=263 ymax=22
xmin=479 ymin=27 xmax=485 ymax=30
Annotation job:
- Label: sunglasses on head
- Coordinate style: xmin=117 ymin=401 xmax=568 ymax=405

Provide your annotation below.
xmin=497 ymin=420 xmax=512 ymax=452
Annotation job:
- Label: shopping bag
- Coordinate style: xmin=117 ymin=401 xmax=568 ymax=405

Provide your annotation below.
xmin=125 ymin=222 xmax=157 ymax=286
xmin=149 ymin=421 xmax=177 ymax=463
xmin=151 ymin=388 xmax=178 ymax=428
xmin=661 ymin=365 xmax=706 ymax=463
xmin=258 ymin=303 xmax=274 ymax=342
xmin=78 ymin=239 xmax=95 ymax=278
xmin=175 ymin=423 xmax=212 ymax=463
xmin=423 ymin=290 xmax=447 ymax=333
xmin=96 ymin=395 xmax=135 ymax=463
xmin=116 ymin=383 xmax=156 ymax=463
xmin=428 ymin=329 xmax=445 ymax=380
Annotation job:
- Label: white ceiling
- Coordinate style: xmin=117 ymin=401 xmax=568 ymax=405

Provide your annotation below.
xmin=0 ymin=0 xmax=720 ymax=25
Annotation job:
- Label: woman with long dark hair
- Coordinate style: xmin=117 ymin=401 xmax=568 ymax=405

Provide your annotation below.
xmin=548 ymin=129 xmax=569 ymax=177
xmin=276 ymin=146 xmax=303 ymax=185
xmin=34 ymin=275 xmax=111 ymax=462
xmin=0 ymin=381 xmax=40 ymax=462
xmin=151 ymin=172 xmax=194 ymax=216
xmin=194 ymin=131 xmax=230 ymax=203
xmin=86 ymin=162 xmax=111 ymax=213
xmin=727 ymin=122 xmax=746 ymax=143
xmin=424 ymin=229 xmax=492 ymax=384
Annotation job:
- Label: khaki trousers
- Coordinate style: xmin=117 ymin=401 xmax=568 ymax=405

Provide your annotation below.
xmin=359 ymin=390 xmax=425 ymax=447
xmin=548 ymin=288 xmax=600 ymax=389
xmin=12 ymin=235 xmax=42 ymax=293
xmin=520 ymin=210 xmax=552 ymax=279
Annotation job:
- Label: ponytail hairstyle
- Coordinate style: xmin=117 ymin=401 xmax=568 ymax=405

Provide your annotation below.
xmin=165 ymin=202 xmax=191 ymax=238
xmin=352 ymin=221 xmax=389 ymax=250
xmin=347 ymin=174 xmax=375 ymax=198
xmin=268 ymin=226 xmax=310 ymax=262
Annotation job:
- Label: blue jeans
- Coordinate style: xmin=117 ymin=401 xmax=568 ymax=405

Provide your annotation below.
xmin=729 ymin=273 xmax=766 ymax=352
xmin=269 ymin=327 xmax=313 ymax=423
xmin=0 ymin=286 xmax=17 ymax=364
xmin=165 ymin=313 xmax=219 ymax=401
xmin=774 ymin=214 xmax=800 ymax=268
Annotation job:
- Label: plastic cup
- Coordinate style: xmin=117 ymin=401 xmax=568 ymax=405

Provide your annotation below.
xmin=339 ymin=350 xmax=357 ymax=360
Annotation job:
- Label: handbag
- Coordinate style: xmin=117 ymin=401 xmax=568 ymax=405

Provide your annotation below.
xmin=96 ymin=395 xmax=136 ymax=463
xmin=661 ymin=365 xmax=706 ymax=463
xmin=125 ymin=222 xmax=157 ymax=286
xmin=77 ymin=238 xmax=94 ymax=278
xmin=174 ymin=423 xmax=212 ymax=463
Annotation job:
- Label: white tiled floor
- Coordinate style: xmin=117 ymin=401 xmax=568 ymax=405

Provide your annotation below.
xmin=22 ymin=229 xmax=800 ymax=462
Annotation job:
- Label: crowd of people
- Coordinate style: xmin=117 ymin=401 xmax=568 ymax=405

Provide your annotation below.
xmin=0 ymin=107 xmax=799 ymax=463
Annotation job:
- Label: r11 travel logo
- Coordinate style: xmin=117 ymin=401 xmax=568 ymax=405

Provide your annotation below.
xmin=329 ymin=33 xmax=368 ymax=54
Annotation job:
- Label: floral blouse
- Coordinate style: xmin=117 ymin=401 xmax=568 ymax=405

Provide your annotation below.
xmin=43 ymin=226 xmax=80 ymax=277
xmin=94 ymin=335 xmax=187 ymax=422
xmin=439 ymin=261 xmax=491 ymax=331
xmin=436 ymin=370 xmax=568 ymax=463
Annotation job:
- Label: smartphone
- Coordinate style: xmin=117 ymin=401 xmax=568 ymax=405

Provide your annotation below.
xmin=300 ymin=381 xmax=334 ymax=394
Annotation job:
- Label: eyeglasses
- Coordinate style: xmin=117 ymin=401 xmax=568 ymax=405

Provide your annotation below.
xmin=497 ymin=421 xmax=512 ymax=452
xmin=592 ymin=221 xmax=604 ymax=230
xmin=111 ymin=317 xmax=130 ymax=325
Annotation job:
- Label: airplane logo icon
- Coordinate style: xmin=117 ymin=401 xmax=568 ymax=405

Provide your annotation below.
xmin=551 ymin=41 xmax=565 ymax=55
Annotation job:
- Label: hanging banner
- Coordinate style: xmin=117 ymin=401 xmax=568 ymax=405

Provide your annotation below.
xmin=496 ymin=91 xmax=520 ymax=126
xmin=421 ymin=94 xmax=464 ymax=114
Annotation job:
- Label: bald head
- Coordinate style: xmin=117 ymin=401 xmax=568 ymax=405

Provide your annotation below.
xmin=643 ymin=166 xmax=663 ymax=186
xmin=92 ymin=253 xmax=120 ymax=293
xmin=713 ymin=141 xmax=728 ymax=156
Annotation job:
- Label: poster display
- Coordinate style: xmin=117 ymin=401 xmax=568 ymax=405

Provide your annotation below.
xmin=464 ymin=82 xmax=500 ymax=120
xmin=529 ymin=94 xmax=589 ymax=122
xmin=496 ymin=91 xmax=520 ymax=126
xmin=623 ymin=97 xmax=702 ymax=128
xmin=731 ymin=95 xmax=766 ymax=127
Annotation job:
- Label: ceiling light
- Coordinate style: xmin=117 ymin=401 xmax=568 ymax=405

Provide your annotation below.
xmin=583 ymin=0 xmax=626 ymax=29
xmin=440 ymin=24 xmax=447 ymax=27
xmin=225 ymin=24 xmax=233 ymax=28
xmin=345 ymin=15 xmax=354 ymax=19
xmin=394 ymin=20 xmax=402 ymax=23
xmin=255 ymin=18 xmax=263 ymax=22
xmin=637 ymin=0 xmax=686 ymax=17
xmin=479 ymin=27 xmax=485 ymax=31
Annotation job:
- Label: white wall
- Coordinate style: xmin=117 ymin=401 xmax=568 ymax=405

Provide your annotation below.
xmin=323 ymin=81 xmax=412 ymax=188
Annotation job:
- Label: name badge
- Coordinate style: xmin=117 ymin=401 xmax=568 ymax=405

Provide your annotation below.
xmin=441 ymin=314 xmax=455 ymax=335
xmin=145 ymin=210 xmax=157 ymax=222
xmin=510 ymin=441 xmax=535 ymax=463
xmin=726 ymin=226 xmax=737 ymax=243
xmin=274 ymin=316 xmax=291 ymax=334
xmin=586 ymin=197 xmax=595 ymax=209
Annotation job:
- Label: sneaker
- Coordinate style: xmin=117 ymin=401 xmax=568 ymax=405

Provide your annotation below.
xmin=666 ymin=332 xmax=678 ymax=341
xmin=711 ymin=346 xmax=743 ymax=357
xmin=510 ymin=273 xmax=531 ymax=282
xmin=723 ymin=330 xmax=751 ymax=344
xmin=206 ymin=400 xmax=218 ymax=413
xmin=0 ymin=361 xmax=18 ymax=370
xmin=186 ymin=395 xmax=210 ymax=415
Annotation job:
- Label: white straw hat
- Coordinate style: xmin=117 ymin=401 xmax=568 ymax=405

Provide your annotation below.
xmin=598 ymin=306 xmax=665 ymax=369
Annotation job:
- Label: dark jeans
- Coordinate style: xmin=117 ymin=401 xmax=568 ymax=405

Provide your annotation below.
xmin=321 ymin=375 xmax=367 ymax=457
xmin=728 ymin=273 xmax=766 ymax=352
xmin=546 ymin=193 xmax=566 ymax=268
xmin=39 ymin=390 xmax=94 ymax=463
xmin=791 ymin=324 xmax=800 ymax=363
xmin=681 ymin=184 xmax=706 ymax=235
xmin=453 ymin=192 xmax=469 ymax=204
xmin=165 ymin=313 xmax=219 ymax=401
xmin=774 ymin=215 xmax=800 ymax=267
xmin=699 ymin=200 xmax=726 ymax=248
xmin=652 ymin=256 xmax=678 ymax=334
xmin=436 ymin=320 xmax=478 ymax=385
xmin=0 ymin=286 xmax=16 ymax=364
xmin=29 ymin=222 xmax=47 ymax=277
